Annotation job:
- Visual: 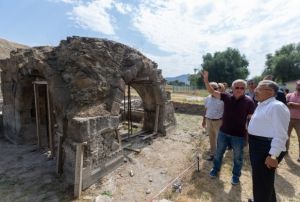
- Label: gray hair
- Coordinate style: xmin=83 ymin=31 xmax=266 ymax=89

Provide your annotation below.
xmin=209 ymin=82 xmax=218 ymax=88
xmin=258 ymin=80 xmax=279 ymax=93
xmin=232 ymin=79 xmax=247 ymax=88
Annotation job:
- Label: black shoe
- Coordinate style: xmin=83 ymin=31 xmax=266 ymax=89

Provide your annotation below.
xmin=248 ymin=199 xmax=254 ymax=202
xmin=206 ymin=155 xmax=214 ymax=161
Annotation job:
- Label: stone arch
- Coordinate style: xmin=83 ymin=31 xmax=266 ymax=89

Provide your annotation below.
xmin=0 ymin=36 xmax=176 ymax=190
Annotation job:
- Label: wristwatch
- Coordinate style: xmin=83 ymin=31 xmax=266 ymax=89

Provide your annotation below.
xmin=270 ymin=155 xmax=277 ymax=160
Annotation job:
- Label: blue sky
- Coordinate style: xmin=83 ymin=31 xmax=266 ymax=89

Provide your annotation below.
xmin=0 ymin=0 xmax=299 ymax=78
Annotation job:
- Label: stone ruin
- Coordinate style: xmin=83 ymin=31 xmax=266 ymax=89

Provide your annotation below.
xmin=0 ymin=36 xmax=176 ymax=196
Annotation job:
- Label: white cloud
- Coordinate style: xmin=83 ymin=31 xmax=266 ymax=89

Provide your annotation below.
xmin=132 ymin=0 xmax=300 ymax=77
xmin=53 ymin=0 xmax=300 ymax=78
xmin=114 ymin=2 xmax=133 ymax=14
xmin=69 ymin=0 xmax=116 ymax=35
xmin=48 ymin=0 xmax=82 ymax=4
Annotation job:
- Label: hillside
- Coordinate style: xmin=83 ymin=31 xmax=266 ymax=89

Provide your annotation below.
xmin=0 ymin=38 xmax=28 ymax=99
xmin=0 ymin=38 xmax=28 ymax=59
xmin=165 ymin=74 xmax=190 ymax=84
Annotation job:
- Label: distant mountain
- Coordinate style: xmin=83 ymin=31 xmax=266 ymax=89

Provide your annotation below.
xmin=165 ymin=74 xmax=190 ymax=84
xmin=0 ymin=38 xmax=28 ymax=59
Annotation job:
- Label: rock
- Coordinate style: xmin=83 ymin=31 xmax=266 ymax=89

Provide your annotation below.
xmin=94 ymin=195 xmax=112 ymax=202
xmin=160 ymin=169 xmax=168 ymax=174
xmin=146 ymin=189 xmax=151 ymax=194
xmin=129 ymin=170 xmax=134 ymax=177
xmin=172 ymin=179 xmax=182 ymax=193
xmin=83 ymin=195 xmax=94 ymax=200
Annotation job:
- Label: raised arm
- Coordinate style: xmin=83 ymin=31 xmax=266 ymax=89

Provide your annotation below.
xmin=287 ymin=102 xmax=300 ymax=109
xmin=201 ymin=70 xmax=221 ymax=99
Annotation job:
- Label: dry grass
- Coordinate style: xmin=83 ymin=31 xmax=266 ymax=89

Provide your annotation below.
xmin=127 ymin=86 xmax=208 ymax=105
xmin=158 ymin=114 xmax=300 ymax=202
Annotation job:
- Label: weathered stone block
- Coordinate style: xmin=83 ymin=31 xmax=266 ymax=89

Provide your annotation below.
xmin=0 ymin=36 xmax=176 ymax=192
xmin=110 ymin=101 xmax=120 ymax=116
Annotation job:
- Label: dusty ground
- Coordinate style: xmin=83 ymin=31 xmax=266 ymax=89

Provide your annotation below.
xmin=1 ymin=113 xmax=300 ymax=202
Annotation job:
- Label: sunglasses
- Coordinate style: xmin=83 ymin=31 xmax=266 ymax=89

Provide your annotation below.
xmin=234 ymin=87 xmax=245 ymax=90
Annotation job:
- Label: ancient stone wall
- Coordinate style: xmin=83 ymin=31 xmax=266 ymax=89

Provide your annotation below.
xmin=0 ymin=36 xmax=176 ymax=190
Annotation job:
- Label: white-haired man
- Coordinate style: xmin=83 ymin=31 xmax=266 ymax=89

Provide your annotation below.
xmin=248 ymin=80 xmax=290 ymax=202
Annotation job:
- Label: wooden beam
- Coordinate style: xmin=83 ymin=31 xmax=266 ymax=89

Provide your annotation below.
xmin=74 ymin=142 xmax=87 ymax=198
xmin=33 ymin=83 xmax=41 ymax=148
xmin=154 ymin=104 xmax=160 ymax=133
xmin=56 ymin=133 xmax=63 ymax=174
xmin=141 ymin=132 xmax=157 ymax=140
xmin=46 ymin=84 xmax=54 ymax=157
xmin=123 ymin=147 xmax=141 ymax=153
xmin=33 ymin=80 xmax=48 ymax=85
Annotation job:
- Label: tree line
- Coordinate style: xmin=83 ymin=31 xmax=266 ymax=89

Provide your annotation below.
xmin=168 ymin=42 xmax=300 ymax=88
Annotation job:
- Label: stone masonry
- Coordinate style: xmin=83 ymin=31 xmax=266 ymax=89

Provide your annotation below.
xmin=0 ymin=36 xmax=176 ymax=190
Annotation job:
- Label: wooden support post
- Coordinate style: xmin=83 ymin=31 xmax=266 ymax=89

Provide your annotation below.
xmin=154 ymin=104 xmax=160 ymax=133
xmin=74 ymin=142 xmax=87 ymax=198
xmin=56 ymin=133 xmax=63 ymax=174
xmin=197 ymin=155 xmax=200 ymax=172
xmin=33 ymin=83 xmax=41 ymax=148
xmin=46 ymin=84 xmax=54 ymax=157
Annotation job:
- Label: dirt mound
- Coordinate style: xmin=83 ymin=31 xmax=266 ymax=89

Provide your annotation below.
xmin=0 ymin=38 xmax=28 ymax=59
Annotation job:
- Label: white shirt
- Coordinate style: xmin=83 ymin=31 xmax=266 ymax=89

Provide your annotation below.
xmin=204 ymin=95 xmax=224 ymax=119
xmin=248 ymin=97 xmax=290 ymax=157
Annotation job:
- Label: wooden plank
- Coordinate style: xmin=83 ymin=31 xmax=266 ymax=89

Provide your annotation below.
xmin=123 ymin=147 xmax=141 ymax=153
xmin=56 ymin=133 xmax=63 ymax=174
xmin=74 ymin=143 xmax=84 ymax=198
xmin=121 ymin=142 xmax=132 ymax=149
xmin=33 ymin=80 xmax=48 ymax=84
xmin=141 ymin=132 xmax=157 ymax=140
xmin=33 ymin=83 xmax=41 ymax=148
xmin=154 ymin=104 xmax=160 ymax=133
xmin=46 ymin=84 xmax=54 ymax=157
xmin=120 ymin=130 xmax=148 ymax=140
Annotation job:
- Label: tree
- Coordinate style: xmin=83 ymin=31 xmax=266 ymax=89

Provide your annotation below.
xmin=200 ymin=48 xmax=249 ymax=85
xmin=167 ymin=80 xmax=186 ymax=86
xmin=188 ymin=74 xmax=203 ymax=88
xmin=262 ymin=43 xmax=300 ymax=83
xmin=250 ymin=75 xmax=263 ymax=85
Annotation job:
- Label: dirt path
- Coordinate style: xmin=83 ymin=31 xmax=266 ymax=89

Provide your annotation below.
xmin=1 ymin=113 xmax=300 ymax=202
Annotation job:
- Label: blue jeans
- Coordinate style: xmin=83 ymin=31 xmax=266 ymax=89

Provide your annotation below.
xmin=212 ymin=131 xmax=245 ymax=178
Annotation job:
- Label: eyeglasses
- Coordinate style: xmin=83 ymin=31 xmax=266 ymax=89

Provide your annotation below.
xmin=256 ymin=87 xmax=273 ymax=91
xmin=234 ymin=87 xmax=245 ymax=90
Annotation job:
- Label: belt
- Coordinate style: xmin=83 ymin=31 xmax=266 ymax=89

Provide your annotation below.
xmin=206 ymin=118 xmax=222 ymax=121
xmin=249 ymin=135 xmax=273 ymax=141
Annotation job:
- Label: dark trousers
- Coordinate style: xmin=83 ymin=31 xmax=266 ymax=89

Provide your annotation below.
xmin=248 ymin=135 xmax=285 ymax=202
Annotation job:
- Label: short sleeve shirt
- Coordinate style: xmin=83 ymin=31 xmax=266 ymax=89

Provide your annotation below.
xmin=220 ymin=93 xmax=255 ymax=137
xmin=286 ymin=92 xmax=300 ymax=119
xmin=204 ymin=95 xmax=224 ymax=119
